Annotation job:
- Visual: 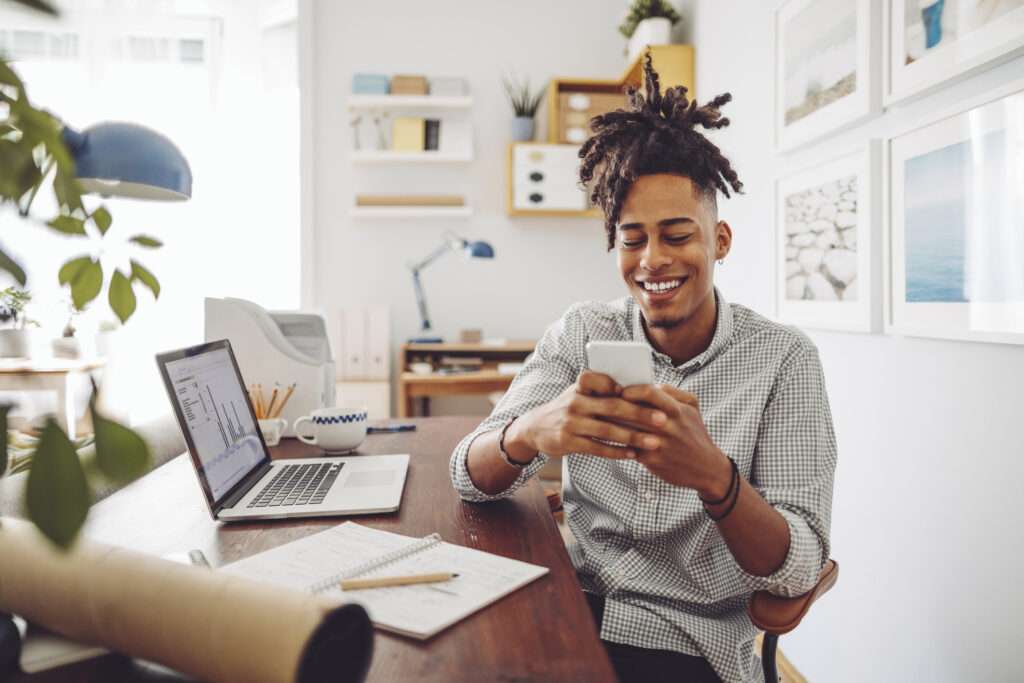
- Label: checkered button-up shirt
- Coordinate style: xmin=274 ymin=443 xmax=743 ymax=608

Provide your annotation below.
xmin=449 ymin=288 xmax=837 ymax=682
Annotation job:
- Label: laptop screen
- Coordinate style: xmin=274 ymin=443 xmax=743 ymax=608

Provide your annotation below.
xmin=160 ymin=342 xmax=269 ymax=504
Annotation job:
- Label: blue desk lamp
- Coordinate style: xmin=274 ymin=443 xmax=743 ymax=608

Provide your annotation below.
xmin=61 ymin=122 xmax=192 ymax=200
xmin=408 ymin=231 xmax=494 ymax=344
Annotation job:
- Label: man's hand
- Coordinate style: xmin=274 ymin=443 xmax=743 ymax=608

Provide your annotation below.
xmin=619 ymin=384 xmax=732 ymax=498
xmin=506 ymin=371 xmax=669 ymax=462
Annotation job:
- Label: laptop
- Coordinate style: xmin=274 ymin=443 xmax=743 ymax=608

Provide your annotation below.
xmin=156 ymin=339 xmax=409 ymax=521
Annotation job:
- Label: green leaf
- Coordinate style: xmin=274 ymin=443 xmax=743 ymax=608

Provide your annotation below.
xmin=90 ymin=206 xmax=112 ymax=235
xmin=128 ymin=235 xmax=163 ymax=249
xmin=53 ymin=170 xmax=84 ymax=213
xmin=0 ymin=61 xmax=24 ymax=91
xmin=47 ymin=215 xmax=87 ymax=236
xmin=9 ymin=0 xmax=59 ymax=17
xmin=108 ymin=269 xmax=136 ymax=323
xmin=130 ymin=260 xmax=160 ymax=299
xmin=91 ymin=405 xmax=150 ymax=483
xmin=58 ymin=255 xmax=91 ymax=285
xmin=0 ymin=247 xmax=27 ymax=286
xmin=0 ymin=404 xmax=10 ymax=476
xmin=69 ymin=260 xmax=102 ymax=310
xmin=25 ymin=418 xmax=91 ymax=549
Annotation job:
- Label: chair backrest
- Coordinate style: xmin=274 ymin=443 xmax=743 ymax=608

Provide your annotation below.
xmin=748 ymin=559 xmax=839 ymax=636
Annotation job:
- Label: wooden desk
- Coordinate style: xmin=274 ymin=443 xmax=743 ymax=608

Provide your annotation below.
xmin=12 ymin=416 xmax=614 ymax=683
xmin=398 ymin=342 xmax=535 ymax=417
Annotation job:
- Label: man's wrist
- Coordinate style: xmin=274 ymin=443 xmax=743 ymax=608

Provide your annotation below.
xmin=698 ymin=450 xmax=734 ymax=501
xmin=503 ymin=415 xmax=539 ymax=465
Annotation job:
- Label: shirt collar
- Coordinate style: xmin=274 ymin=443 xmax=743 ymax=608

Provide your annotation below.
xmin=631 ymin=287 xmax=734 ymax=370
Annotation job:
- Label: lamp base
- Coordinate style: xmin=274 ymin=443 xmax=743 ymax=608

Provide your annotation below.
xmin=408 ymin=336 xmax=444 ymax=344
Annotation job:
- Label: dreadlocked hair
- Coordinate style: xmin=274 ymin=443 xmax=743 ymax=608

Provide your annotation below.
xmin=578 ymin=53 xmax=744 ymax=250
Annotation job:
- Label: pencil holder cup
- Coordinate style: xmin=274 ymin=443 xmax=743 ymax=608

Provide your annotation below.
xmin=258 ymin=418 xmax=288 ymax=447
xmin=294 ymin=406 xmax=368 ymax=453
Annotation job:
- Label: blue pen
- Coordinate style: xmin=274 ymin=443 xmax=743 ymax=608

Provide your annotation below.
xmin=367 ymin=424 xmax=416 ymax=434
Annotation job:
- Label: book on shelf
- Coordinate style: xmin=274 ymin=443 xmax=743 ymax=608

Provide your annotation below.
xmin=356 ymin=195 xmax=465 ymax=207
xmin=392 ymin=117 xmax=426 ymax=151
xmin=424 ymin=119 xmax=441 ymax=151
xmin=439 ymin=356 xmax=483 ymax=369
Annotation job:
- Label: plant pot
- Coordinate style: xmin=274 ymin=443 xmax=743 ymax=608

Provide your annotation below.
xmin=628 ymin=17 xmax=673 ymax=62
xmin=511 ymin=116 xmax=535 ymax=142
xmin=0 ymin=329 xmax=35 ymax=359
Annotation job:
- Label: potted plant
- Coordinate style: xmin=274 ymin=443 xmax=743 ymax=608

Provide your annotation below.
xmin=1 ymin=46 xmax=164 ymax=547
xmin=619 ymin=0 xmax=682 ymax=62
xmin=0 ymin=288 xmax=37 ymax=358
xmin=503 ymin=74 xmax=545 ymax=142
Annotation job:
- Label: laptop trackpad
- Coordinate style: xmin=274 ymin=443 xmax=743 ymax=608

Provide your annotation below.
xmin=344 ymin=469 xmax=395 ymax=488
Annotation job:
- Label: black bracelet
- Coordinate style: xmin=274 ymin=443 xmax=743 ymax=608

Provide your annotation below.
xmin=700 ymin=457 xmax=738 ymax=505
xmin=705 ymin=461 xmax=741 ymax=523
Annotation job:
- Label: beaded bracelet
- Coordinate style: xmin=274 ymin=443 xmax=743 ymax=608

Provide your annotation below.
xmin=497 ymin=417 xmax=535 ymax=469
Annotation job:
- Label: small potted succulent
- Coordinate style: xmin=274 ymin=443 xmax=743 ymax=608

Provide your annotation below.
xmin=620 ymin=0 xmax=682 ymax=61
xmin=0 ymin=288 xmax=38 ymax=358
xmin=503 ymin=74 xmax=545 ymax=142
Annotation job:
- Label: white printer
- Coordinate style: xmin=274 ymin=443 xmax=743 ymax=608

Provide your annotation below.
xmin=204 ymin=297 xmax=335 ymax=437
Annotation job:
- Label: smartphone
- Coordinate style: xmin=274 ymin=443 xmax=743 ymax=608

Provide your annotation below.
xmin=585 ymin=341 xmax=654 ymax=389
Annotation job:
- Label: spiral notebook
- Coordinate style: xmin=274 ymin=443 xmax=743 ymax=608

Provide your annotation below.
xmin=221 ymin=522 xmax=549 ymax=639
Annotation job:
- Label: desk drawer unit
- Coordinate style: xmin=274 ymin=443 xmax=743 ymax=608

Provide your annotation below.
xmin=511 ymin=144 xmax=587 ymax=211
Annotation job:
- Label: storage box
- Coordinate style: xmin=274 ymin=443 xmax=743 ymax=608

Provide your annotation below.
xmin=429 ymin=77 xmax=468 ymax=96
xmin=511 ymin=144 xmax=587 ymax=211
xmin=556 ymin=91 xmax=626 ymax=144
xmin=351 ymin=73 xmax=389 ymax=94
xmin=390 ymin=75 xmax=428 ymax=95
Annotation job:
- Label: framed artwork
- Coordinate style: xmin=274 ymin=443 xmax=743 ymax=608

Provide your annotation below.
xmin=776 ymin=142 xmax=882 ymax=332
xmin=888 ymin=0 xmax=1024 ymax=104
xmin=888 ymin=81 xmax=1024 ymax=344
xmin=775 ymin=0 xmax=880 ymax=151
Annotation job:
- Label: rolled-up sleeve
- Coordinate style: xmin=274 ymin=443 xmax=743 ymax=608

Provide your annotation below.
xmin=449 ymin=304 xmax=586 ymax=502
xmin=735 ymin=341 xmax=837 ymax=597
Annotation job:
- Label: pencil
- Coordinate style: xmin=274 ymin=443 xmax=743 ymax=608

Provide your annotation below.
xmin=272 ymin=383 xmax=296 ymax=418
xmin=266 ymin=386 xmax=279 ymax=418
xmin=340 ymin=572 xmax=458 ymax=591
xmin=256 ymin=384 xmax=265 ymax=419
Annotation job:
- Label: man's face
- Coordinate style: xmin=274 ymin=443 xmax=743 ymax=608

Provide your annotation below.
xmin=616 ymin=174 xmax=730 ymax=329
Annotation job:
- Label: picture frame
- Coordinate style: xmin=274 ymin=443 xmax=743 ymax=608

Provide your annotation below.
xmin=775 ymin=142 xmax=882 ymax=333
xmin=886 ymin=79 xmax=1024 ymax=345
xmin=887 ymin=0 xmax=1024 ymax=105
xmin=774 ymin=0 xmax=881 ymax=152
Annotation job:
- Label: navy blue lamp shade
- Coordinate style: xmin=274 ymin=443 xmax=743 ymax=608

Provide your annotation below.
xmin=61 ymin=123 xmax=192 ymax=201
xmin=465 ymin=240 xmax=494 ymax=259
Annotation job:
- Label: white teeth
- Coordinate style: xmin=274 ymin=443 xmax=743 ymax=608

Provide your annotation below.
xmin=642 ymin=279 xmax=681 ymax=292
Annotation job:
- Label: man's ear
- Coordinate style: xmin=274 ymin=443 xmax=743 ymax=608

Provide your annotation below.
xmin=715 ymin=221 xmax=733 ymax=260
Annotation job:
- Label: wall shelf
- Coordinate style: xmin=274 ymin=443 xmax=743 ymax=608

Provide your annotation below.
xmin=350 ymin=206 xmax=473 ymax=218
xmin=352 ymin=150 xmax=474 ymax=163
xmin=347 ymin=95 xmax=473 ymax=110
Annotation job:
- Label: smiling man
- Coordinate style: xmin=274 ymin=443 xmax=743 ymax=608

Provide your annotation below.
xmin=449 ymin=57 xmax=837 ymax=683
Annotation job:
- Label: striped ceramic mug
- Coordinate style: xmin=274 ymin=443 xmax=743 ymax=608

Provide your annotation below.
xmin=293 ymin=405 xmax=368 ymax=453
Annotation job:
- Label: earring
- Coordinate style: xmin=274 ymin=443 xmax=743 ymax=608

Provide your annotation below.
xmin=717 ymin=258 xmax=725 ymax=265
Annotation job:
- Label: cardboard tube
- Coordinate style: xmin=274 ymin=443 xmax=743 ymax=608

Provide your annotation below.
xmin=0 ymin=518 xmax=372 ymax=683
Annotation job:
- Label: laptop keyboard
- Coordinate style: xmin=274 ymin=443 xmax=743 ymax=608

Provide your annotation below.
xmin=247 ymin=462 xmax=344 ymax=508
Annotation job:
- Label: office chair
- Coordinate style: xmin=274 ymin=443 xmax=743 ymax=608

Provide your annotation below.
xmin=748 ymin=559 xmax=839 ymax=683
xmin=545 ymin=491 xmax=838 ymax=683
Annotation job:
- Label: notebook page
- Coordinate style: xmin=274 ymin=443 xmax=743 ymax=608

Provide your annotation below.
xmin=318 ymin=536 xmax=548 ymax=639
xmin=221 ymin=522 xmax=549 ymax=639
xmin=221 ymin=522 xmax=424 ymax=592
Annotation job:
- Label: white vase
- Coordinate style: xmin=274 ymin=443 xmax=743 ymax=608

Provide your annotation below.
xmin=0 ymin=329 xmax=34 ymax=358
xmin=628 ymin=17 xmax=673 ymax=62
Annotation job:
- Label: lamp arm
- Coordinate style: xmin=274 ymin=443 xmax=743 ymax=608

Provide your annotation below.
xmin=410 ymin=267 xmax=432 ymax=332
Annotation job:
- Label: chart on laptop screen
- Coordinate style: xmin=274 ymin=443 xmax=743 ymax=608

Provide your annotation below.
xmin=165 ymin=348 xmax=264 ymax=500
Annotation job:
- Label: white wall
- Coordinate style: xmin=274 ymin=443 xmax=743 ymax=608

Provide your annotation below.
xmin=691 ymin=2 xmax=1024 ymax=681
xmin=309 ymin=0 xmax=631 ymax=414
